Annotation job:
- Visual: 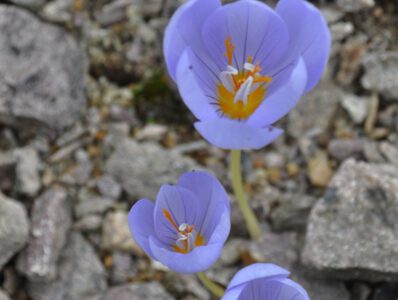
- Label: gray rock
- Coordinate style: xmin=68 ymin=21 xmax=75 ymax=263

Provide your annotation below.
xmin=18 ymin=188 xmax=71 ymax=281
xmin=41 ymin=0 xmax=75 ymax=24
xmin=288 ymin=82 xmax=342 ymax=138
xmin=321 ymin=7 xmax=344 ymax=24
xmin=372 ymin=283 xmax=398 ymax=300
xmin=96 ymin=175 xmax=122 ymax=200
xmin=101 ymin=211 xmax=142 ymax=255
xmin=74 ymin=215 xmax=103 ymax=232
xmin=28 ymin=232 xmax=107 ymax=300
xmin=74 ymin=196 xmax=114 ymax=218
xmin=95 ymin=0 xmax=131 ymax=26
xmin=336 ymin=0 xmax=375 ymax=12
xmin=379 ymin=141 xmax=398 ymax=165
xmin=9 ymin=0 xmax=46 ymax=10
xmin=244 ymin=227 xmax=297 ymax=270
xmin=362 ymin=52 xmax=398 ymax=100
xmin=364 ymin=141 xmax=386 ymax=163
xmin=0 ymin=151 xmax=17 ymax=192
xmin=14 ymin=147 xmax=41 ymax=197
xmin=0 ymin=6 xmax=87 ymax=132
xmin=104 ymin=282 xmax=173 ymax=300
xmin=106 ymin=138 xmax=200 ymax=199
xmin=136 ymin=0 xmax=164 ymax=17
xmin=270 ymin=193 xmax=317 ymax=231
xmin=340 ymin=94 xmax=369 ymax=124
xmin=0 ymin=193 xmax=29 ymax=270
xmin=0 ymin=290 xmax=11 ymax=300
xmin=292 ymin=270 xmax=350 ymax=300
xmin=328 ymin=138 xmax=365 ymax=162
xmin=336 ymin=34 xmax=368 ymax=86
xmin=219 ymin=238 xmax=246 ymax=266
xmin=350 ymin=282 xmax=372 ymax=300
xmin=109 ymin=252 xmax=138 ymax=284
xmin=163 ymin=273 xmax=211 ymax=300
xmin=331 ymin=22 xmax=354 ymax=41
xmin=302 ymin=159 xmax=398 ymax=281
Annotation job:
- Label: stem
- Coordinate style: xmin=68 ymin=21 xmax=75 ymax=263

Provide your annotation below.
xmin=197 ymin=272 xmax=225 ymax=298
xmin=230 ymin=150 xmax=262 ymax=240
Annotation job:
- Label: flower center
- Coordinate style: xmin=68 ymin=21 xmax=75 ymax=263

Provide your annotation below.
xmin=162 ymin=209 xmax=205 ymax=254
xmin=217 ymin=37 xmax=272 ymax=120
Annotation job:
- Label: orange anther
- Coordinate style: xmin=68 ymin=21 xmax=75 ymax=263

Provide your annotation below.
xmin=253 ymin=75 xmax=272 ymax=84
xmin=224 ymin=37 xmax=235 ymax=65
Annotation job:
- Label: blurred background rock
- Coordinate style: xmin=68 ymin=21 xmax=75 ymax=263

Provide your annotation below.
xmin=0 ymin=0 xmax=397 ymax=299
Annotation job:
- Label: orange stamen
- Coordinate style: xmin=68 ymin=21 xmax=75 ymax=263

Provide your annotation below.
xmin=253 ymin=75 xmax=272 ymax=84
xmin=224 ymin=37 xmax=235 ymax=65
xmin=162 ymin=209 xmax=179 ymax=231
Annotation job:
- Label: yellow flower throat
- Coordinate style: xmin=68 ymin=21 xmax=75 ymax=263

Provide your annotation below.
xmin=217 ymin=37 xmax=272 ymax=120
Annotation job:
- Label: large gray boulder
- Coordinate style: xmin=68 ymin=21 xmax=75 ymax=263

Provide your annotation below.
xmin=0 ymin=6 xmax=87 ymax=132
xmin=0 ymin=193 xmax=29 ymax=270
xmin=302 ymin=159 xmax=398 ymax=281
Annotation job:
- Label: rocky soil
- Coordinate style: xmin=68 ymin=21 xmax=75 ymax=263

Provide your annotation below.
xmin=0 ymin=0 xmax=397 ymax=299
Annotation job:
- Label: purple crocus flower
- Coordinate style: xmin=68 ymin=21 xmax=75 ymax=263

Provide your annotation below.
xmin=222 ymin=263 xmax=310 ymax=300
xmin=164 ymin=0 xmax=330 ymax=150
xmin=128 ymin=171 xmax=230 ymax=273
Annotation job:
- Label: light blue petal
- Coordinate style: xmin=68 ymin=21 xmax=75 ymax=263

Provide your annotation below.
xmin=128 ymin=199 xmax=156 ymax=258
xmin=177 ymin=171 xmax=230 ymax=242
xmin=276 ymin=0 xmax=331 ymax=92
xmin=195 ymin=119 xmax=283 ymax=150
xmin=226 ymin=263 xmax=290 ymax=290
xmin=247 ymin=57 xmax=307 ymax=127
xmin=149 ymin=237 xmax=224 ymax=273
xmin=202 ymin=0 xmax=289 ymax=72
xmin=164 ymin=0 xmax=221 ymax=80
xmin=176 ymin=49 xmax=219 ymax=121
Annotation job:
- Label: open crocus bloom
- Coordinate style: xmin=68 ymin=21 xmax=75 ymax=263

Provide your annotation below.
xmin=164 ymin=0 xmax=330 ymax=150
xmin=128 ymin=171 xmax=230 ymax=273
xmin=222 ymin=263 xmax=310 ymax=300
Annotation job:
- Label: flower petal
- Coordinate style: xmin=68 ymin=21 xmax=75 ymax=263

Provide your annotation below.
xmin=149 ymin=237 xmax=224 ymax=273
xmin=238 ymin=278 xmax=310 ymax=300
xmin=221 ymin=285 xmax=246 ymax=300
xmin=207 ymin=206 xmax=230 ymax=245
xmin=153 ymin=185 xmax=201 ymax=247
xmin=276 ymin=0 xmax=331 ymax=92
xmin=226 ymin=263 xmax=290 ymax=291
xmin=202 ymin=0 xmax=289 ymax=72
xmin=177 ymin=171 xmax=230 ymax=242
xmin=195 ymin=119 xmax=283 ymax=150
xmin=176 ymin=49 xmax=219 ymax=121
xmin=164 ymin=0 xmax=221 ymax=81
xmin=247 ymin=57 xmax=307 ymax=127
xmin=128 ymin=199 xmax=156 ymax=258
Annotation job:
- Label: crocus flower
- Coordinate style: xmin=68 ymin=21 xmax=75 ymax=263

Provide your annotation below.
xmin=164 ymin=0 xmax=330 ymax=150
xmin=222 ymin=263 xmax=310 ymax=300
xmin=128 ymin=171 xmax=230 ymax=273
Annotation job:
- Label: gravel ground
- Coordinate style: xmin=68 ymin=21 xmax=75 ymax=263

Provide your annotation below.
xmin=0 ymin=0 xmax=397 ymax=299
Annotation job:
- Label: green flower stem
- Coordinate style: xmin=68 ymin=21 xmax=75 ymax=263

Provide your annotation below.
xmin=197 ymin=272 xmax=225 ymax=298
xmin=230 ymin=149 xmax=262 ymax=240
